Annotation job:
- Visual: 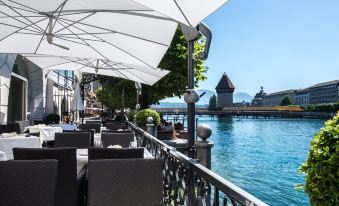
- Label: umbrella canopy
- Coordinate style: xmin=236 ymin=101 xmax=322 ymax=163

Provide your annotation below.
xmin=70 ymin=82 xmax=84 ymax=112
xmin=22 ymin=54 xmax=169 ymax=85
xmin=0 ymin=0 xmax=177 ymax=68
xmin=133 ymin=0 xmax=228 ymax=27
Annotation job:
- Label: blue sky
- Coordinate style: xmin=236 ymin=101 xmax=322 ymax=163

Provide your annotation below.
xmin=198 ymin=0 xmax=339 ymax=96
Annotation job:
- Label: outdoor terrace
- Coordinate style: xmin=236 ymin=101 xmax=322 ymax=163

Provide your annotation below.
xmin=0 ymin=120 xmax=267 ymax=206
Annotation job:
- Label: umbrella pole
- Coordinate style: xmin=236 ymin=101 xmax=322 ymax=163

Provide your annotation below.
xmin=81 ymin=83 xmax=85 ymax=124
xmin=187 ymin=40 xmax=195 ymax=157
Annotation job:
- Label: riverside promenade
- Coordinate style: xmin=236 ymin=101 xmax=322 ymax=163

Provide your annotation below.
xmin=154 ymin=107 xmax=334 ymax=119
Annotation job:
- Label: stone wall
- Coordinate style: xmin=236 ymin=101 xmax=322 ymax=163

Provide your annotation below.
xmin=217 ymin=92 xmax=233 ymax=108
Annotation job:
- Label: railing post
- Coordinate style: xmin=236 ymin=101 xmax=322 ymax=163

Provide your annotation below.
xmin=195 ymin=124 xmax=213 ymax=206
xmin=146 ymin=116 xmax=156 ymax=137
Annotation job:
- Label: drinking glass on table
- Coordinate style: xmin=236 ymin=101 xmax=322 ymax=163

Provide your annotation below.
xmin=129 ymin=141 xmax=137 ymax=148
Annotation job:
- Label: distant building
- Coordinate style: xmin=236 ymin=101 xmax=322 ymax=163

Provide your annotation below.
xmin=215 ymin=73 xmax=235 ymax=108
xmin=262 ymin=89 xmax=297 ymax=106
xmin=295 ymin=88 xmax=309 ymax=106
xmin=308 ymin=80 xmax=339 ymax=105
xmin=252 ymin=86 xmax=267 ymax=106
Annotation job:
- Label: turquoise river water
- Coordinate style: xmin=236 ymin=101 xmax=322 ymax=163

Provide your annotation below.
xmin=195 ymin=116 xmax=325 ymax=206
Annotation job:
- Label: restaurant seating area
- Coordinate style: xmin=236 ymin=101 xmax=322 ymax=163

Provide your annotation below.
xmin=0 ymin=121 xmax=160 ymax=206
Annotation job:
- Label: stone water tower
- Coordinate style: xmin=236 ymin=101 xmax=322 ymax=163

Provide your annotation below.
xmin=215 ymin=73 xmax=235 ymax=108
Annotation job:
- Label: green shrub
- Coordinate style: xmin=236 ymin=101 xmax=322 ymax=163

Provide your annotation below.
xmin=299 ymin=112 xmax=339 ymax=205
xmin=307 ymin=103 xmax=339 ymax=113
xmin=127 ymin=109 xmax=137 ymax=122
xmin=45 ymin=113 xmax=60 ymax=124
xmin=135 ymin=109 xmax=160 ymax=126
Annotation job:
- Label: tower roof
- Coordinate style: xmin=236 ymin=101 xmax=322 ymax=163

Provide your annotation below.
xmin=215 ymin=73 xmax=235 ymax=91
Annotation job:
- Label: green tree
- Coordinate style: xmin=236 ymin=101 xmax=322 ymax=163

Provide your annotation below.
xmin=208 ymin=94 xmax=217 ymax=110
xmin=280 ymin=96 xmax=292 ymax=106
xmin=96 ymin=27 xmax=208 ymax=109
xmin=298 ymin=112 xmax=339 ymax=205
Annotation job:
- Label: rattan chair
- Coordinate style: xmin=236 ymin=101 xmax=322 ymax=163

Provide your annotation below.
xmin=105 ymin=123 xmax=128 ymax=131
xmin=0 ymin=122 xmax=21 ymax=134
xmin=13 ymin=147 xmax=85 ymax=206
xmin=54 ymin=132 xmax=91 ymax=148
xmin=87 ymin=159 xmax=162 ymax=206
xmin=88 ymin=148 xmax=144 ymax=160
xmin=0 ymin=160 xmax=58 ymax=206
xmin=79 ymin=123 xmax=101 ymax=133
xmin=64 ymin=130 xmax=95 ymax=147
xmin=101 ymin=132 xmax=134 ymax=148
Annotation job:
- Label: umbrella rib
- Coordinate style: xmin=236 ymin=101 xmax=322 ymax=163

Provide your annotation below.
xmin=57 ymin=17 xmax=169 ymax=47
xmin=113 ymin=64 xmax=152 ymax=85
xmin=0 ymin=9 xmax=43 ymax=33
xmin=54 ymin=35 xmax=103 ymax=43
xmin=108 ymin=61 xmax=164 ymax=78
xmin=0 ymin=16 xmax=47 ymax=41
xmin=0 ymin=22 xmax=41 ymax=34
xmin=0 ymin=0 xmax=45 ymax=32
xmin=53 ymin=11 xmax=96 ymax=34
xmin=56 ymin=20 xmax=112 ymax=60
xmin=5 ymin=0 xmax=43 ymax=15
xmin=51 ymin=0 xmax=68 ymax=31
xmin=173 ymin=0 xmax=192 ymax=27
xmin=53 ymin=36 xmax=89 ymax=46
xmin=58 ymin=18 xmax=158 ymax=69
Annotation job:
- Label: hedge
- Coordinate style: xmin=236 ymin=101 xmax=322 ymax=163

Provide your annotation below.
xmin=135 ymin=109 xmax=160 ymax=126
xmin=307 ymin=103 xmax=339 ymax=113
xmin=299 ymin=112 xmax=339 ymax=205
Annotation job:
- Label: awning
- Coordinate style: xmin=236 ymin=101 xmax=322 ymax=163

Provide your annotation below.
xmin=0 ymin=0 xmax=177 ymax=68
xmin=22 ymin=54 xmax=170 ymax=85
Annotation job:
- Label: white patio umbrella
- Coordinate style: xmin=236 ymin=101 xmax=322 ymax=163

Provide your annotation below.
xmin=70 ymin=82 xmax=83 ymax=112
xmin=133 ymin=0 xmax=228 ymax=27
xmin=22 ymin=54 xmax=169 ymax=85
xmin=0 ymin=0 xmax=177 ymax=68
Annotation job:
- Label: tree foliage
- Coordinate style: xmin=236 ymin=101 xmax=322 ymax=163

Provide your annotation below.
xmin=208 ymin=94 xmax=217 ymax=110
xmin=96 ymin=27 xmax=208 ymax=109
xmin=280 ymin=96 xmax=292 ymax=106
xmin=299 ymin=112 xmax=339 ymax=205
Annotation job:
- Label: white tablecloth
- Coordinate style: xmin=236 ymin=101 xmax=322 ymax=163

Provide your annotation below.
xmin=25 ymin=126 xmax=63 ymax=142
xmin=76 ymin=148 xmax=154 ymax=174
xmin=0 ymin=136 xmax=41 ymax=159
xmin=56 ymin=124 xmax=77 ymax=131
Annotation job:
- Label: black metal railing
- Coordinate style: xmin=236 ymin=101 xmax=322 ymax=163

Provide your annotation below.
xmin=127 ymin=122 xmax=268 ymax=206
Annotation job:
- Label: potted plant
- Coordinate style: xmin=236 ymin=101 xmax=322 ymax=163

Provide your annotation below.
xmin=45 ymin=113 xmax=61 ymax=125
xmin=134 ymin=109 xmax=160 ymax=130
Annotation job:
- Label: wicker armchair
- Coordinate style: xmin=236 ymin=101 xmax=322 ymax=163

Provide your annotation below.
xmin=88 ymin=148 xmax=144 ymax=160
xmin=79 ymin=123 xmax=101 ymax=133
xmin=87 ymin=159 xmax=162 ymax=206
xmin=64 ymin=130 xmax=95 ymax=147
xmin=105 ymin=123 xmax=128 ymax=131
xmin=101 ymin=132 xmax=134 ymax=148
xmin=54 ymin=132 xmax=91 ymax=148
xmin=101 ymin=129 xmax=132 ymax=134
xmin=0 ymin=160 xmax=58 ymax=206
xmin=13 ymin=148 xmax=84 ymax=206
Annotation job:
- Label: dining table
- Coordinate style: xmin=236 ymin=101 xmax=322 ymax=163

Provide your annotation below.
xmin=0 ymin=135 xmax=41 ymax=160
xmin=25 ymin=125 xmax=63 ymax=142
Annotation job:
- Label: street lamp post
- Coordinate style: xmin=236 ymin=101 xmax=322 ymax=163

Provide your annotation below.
xmin=135 ymin=82 xmax=142 ymax=110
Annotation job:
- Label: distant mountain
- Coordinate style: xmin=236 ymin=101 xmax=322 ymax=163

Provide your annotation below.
xmin=233 ymin=92 xmax=253 ymax=103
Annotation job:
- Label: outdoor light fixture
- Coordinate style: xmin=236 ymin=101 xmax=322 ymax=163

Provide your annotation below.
xmin=135 ymin=82 xmax=142 ymax=110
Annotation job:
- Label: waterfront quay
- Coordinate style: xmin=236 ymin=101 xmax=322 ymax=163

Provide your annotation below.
xmin=154 ymin=107 xmax=334 ymax=119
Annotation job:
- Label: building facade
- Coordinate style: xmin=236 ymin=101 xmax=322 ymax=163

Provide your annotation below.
xmin=309 ymin=80 xmax=339 ymax=104
xmin=215 ymin=73 xmax=235 ymax=108
xmin=0 ymin=54 xmax=75 ymax=124
xmin=295 ymin=88 xmax=309 ymax=106
xmin=251 ymin=86 xmax=267 ymax=106
xmin=261 ymin=89 xmax=297 ymax=106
